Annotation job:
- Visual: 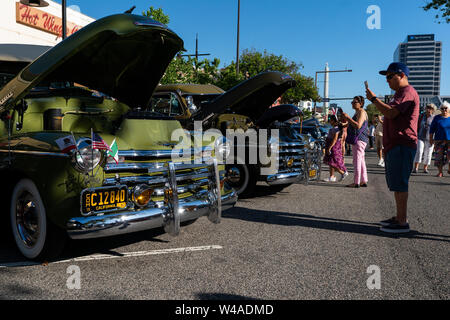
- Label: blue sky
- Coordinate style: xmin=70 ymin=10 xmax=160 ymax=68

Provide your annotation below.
xmin=63 ymin=0 xmax=450 ymax=114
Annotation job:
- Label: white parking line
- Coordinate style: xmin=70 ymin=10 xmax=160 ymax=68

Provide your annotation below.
xmin=0 ymin=245 xmax=223 ymax=268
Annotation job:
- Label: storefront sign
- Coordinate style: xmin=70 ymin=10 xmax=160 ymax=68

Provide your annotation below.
xmin=15 ymin=2 xmax=82 ymax=38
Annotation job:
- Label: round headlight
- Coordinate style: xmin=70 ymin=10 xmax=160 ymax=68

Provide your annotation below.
xmin=215 ymin=137 xmax=231 ymax=162
xmin=72 ymin=138 xmax=103 ymax=173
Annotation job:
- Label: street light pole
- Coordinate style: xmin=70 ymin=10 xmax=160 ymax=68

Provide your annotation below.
xmin=313 ymin=68 xmax=352 ymax=115
xmin=236 ymin=0 xmax=240 ymax=75
xmin=62 ymin=0 xmax=67 ymax=40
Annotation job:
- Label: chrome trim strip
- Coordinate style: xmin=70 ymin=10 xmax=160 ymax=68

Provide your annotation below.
xmin=104 ymin=161 xmax=213 ymax=173
xmin=279 ymin=148 xmax=305 ymax=154
xmin=103 ymin=168 xmax=213 ymax=186
xmin=279 ymin=142 xmax=304 ymax=147
xmin=0 ymin=149 xmax=70 ymax=158
xmin=119 ymin=147 xmax=212 ymax=159
xmin=103 ymin=176 xmax=168 ymax=186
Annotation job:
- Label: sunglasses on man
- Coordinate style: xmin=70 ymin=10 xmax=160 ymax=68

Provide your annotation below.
xmin=386 ymin=73 xmax=400 ymax=80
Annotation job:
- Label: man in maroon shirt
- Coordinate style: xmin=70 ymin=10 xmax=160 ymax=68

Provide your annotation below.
xmin=365 ymin=62 xmax=419 ymax=233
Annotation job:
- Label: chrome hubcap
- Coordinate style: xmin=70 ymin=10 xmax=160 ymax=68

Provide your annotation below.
xmin=227 ymin=166 xmax=242 ymax=184
xmin=15 ymin=192 xmax=40 ymax=248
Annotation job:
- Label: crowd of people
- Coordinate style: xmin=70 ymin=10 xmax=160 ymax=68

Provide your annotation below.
xmin=320 ymin=62 xmax=450 ymax=234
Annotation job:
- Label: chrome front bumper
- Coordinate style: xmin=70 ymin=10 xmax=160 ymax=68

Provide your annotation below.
xmin=266 ymin=171 xmax=303 ymax=185
xmin=266 ymin=149 xmax=321 ymax=186
xmin=67 ymin=158 xmax=238 ymax=240
xmin=67 ymin=189 xmax=238 ymax=240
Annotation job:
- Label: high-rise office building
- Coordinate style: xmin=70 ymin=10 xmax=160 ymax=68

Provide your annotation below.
xmin=394 ymin=34 xmax=442 ymax=96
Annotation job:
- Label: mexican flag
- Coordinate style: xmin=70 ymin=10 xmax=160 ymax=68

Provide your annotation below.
xmin=107 ymin=139 xmax=119 ymax=164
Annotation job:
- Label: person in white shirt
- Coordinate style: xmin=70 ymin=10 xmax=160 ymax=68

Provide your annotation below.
xmin=413 ymin=104 xmax=436 ymax=173
xmin=373 ymin=114 xmax=384 ymax=167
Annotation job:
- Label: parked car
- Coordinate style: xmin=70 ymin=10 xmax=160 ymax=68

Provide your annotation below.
xmin=0 ymin=14 xmax=237 ymax=261
xmin=152 ymin=72 xmax=322 ymax=196
xmin=293 ymin=118 xmax=329 ymax=149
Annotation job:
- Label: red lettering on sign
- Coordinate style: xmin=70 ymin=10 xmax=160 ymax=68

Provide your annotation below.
xmin=16 ymin=2 xmax=84 ymax=38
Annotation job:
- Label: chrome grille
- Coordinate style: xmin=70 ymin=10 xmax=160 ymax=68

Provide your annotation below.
xmin=277 ymin=142 xmax=306 ymax=173
xmin=103 ymin=149 xmax=219 ymax=206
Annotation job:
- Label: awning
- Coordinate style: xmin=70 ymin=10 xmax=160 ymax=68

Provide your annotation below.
xmin=0 ymin=43 xmax=52 ymax=62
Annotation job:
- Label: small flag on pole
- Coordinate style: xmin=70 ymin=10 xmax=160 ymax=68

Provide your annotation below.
xmin=107 ymin=139 xmax=119 ymax=164
xmin=55 ymin=135 xmax=76 ymax=153
xmin=91 ymin=132 xmax=111 ymax=152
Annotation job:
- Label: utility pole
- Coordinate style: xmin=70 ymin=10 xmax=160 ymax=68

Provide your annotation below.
xmin=180 ymin=34 xmax=211 ymax=80
xmin=236 ymin=0 xmax=240 ymax=75
xmin=313 ymin=67 xmax=352 ymax=115
xmin=180 ymin=34 xmax=211 ymax=63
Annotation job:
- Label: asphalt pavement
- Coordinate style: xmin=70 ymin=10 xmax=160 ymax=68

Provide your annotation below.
xmin=0 ymin=149 xmax=448 ymax=300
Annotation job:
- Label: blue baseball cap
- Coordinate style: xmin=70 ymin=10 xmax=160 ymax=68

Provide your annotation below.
xmin=379 ymin=62 xmax=410 ymax=77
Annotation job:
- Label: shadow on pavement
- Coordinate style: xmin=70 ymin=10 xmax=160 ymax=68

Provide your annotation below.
xmin=196 ymin=293 xmax=258 ymax=300
xmin=223 ymin=207 xmax=450 ymax=243
xmin=0 ymin=226 xmax=169 ymax=266
xmin=237 ymin=185 xmax=291 ymax=200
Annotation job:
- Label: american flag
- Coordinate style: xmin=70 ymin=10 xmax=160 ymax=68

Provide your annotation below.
xmin=91 ymin=131 xmax=111 ymax=152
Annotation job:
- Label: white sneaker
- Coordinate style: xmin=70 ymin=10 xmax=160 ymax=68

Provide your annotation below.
xmin=323 ymin=176 xmax=337 ymax=182
xmin=380 ymin=160 xmax=385 ymax=168
xmin=339 ymin=171 xmax=349 ymax=182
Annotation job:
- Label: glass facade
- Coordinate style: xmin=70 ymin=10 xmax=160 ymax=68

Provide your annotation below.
xmin=394 ymin=34 xmax=442 ymax=96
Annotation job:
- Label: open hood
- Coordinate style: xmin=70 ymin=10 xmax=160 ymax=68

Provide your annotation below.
xmin=193 ymin=71 xmax=296 ymax=124
xmin=0 ymin=14 xmax=184 ymax=112
xmin=256 ymin=104 xmax=303 ymax=128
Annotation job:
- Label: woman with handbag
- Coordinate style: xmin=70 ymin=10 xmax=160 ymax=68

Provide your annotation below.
xmin=341 ymin=96 xmax=370 ymax=188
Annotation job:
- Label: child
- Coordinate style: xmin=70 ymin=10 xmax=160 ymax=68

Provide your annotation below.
xmin=323 ymin=115 xmax=349 ymax=182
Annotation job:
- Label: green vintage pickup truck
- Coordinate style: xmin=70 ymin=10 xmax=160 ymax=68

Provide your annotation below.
xmin=0 ymin=14 xmax=237 ymax=261
xmin=152 ymin=73 xmax=322 ymax=196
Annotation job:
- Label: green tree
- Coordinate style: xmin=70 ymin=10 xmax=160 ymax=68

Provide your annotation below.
xmin=195 ymin=58 xmax=221 ymax=84
xmin=141 ymin=7 xmax=319 ymax=103
xmin=302 ymin=109 xmax=313 ymax=120
xmin=237 ymin=49 xmax=301 ymax=76
xmin=423 ymin=0 xmax=450 ymax=23
xmin=142 ymin=6 xmax=170 ymax=25
xmin=283 ymin=73 xmax=320 ymax=104
xmin=160 ymin=55 xmax=196 ymax=84
xmin=215 ymin=49 xmax=319 ymax=104
xmin=365 ymin=103 xmax=379 ymax=123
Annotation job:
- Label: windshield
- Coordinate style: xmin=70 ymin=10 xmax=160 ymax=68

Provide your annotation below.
xmin=185 ymin=94 xmax=221 ymax=109
xmin=149 ymin=92 xmax=182 ymax=116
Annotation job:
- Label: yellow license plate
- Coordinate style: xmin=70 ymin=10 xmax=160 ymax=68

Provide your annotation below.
xmin=309 ymin=169 xmax=317 ymax=178
xmin=81 ymin=186 xmax=128 ymax=215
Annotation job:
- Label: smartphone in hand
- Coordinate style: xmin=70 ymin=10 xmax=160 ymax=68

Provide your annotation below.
xmin=364 ymin=81 xmax=369 ymax=89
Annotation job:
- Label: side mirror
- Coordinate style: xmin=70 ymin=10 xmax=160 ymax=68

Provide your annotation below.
xmin=185 ymin=96 xmax=197 ymax=114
